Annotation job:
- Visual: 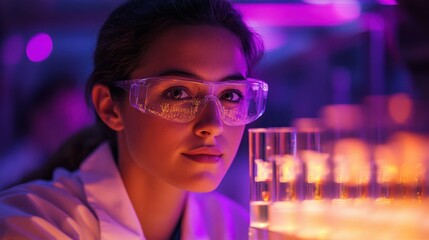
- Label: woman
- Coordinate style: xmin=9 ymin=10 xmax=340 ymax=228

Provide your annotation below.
xmin=0 ymin=0 xmax=267 ymax=239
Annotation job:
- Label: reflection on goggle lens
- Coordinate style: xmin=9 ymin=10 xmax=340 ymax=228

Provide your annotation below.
xmin=107 ymin=77 xmax=268 ymax=126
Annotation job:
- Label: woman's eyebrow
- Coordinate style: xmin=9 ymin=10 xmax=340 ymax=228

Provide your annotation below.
xmin=158 ymin=69 xmax=247 ymax=81
xmin=223 ymin=74 xmax=246 ymax=81
xmin=158 ymin=69 xmax=197 ymax=78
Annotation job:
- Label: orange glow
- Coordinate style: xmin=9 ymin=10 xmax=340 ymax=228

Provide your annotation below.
xmin=293 ymin=118 xmax=322 ymax=132
xmin=262 ymin=191 xmax=271 ymax=201
xmin=255 ymin=159 xmax=272 ymax=182
xmin=388 ymin=93 xmax=413 ymax=124
xmin=300 ymin=150 xmax=330 ymax=183
xmin=277 ymin=155 xmax=301 ymax=182
xmin=389 ymin=132 xmax=427 ymax=183
xmin=375 ymin=144 xmax=400 ymax=183
xmin=375 ymin=132 xmax=428 ymax=186
xmin=320 ymin=104 xmax=364 ymax=131
xmin=333 ymin=138 xmax=370 ymax=184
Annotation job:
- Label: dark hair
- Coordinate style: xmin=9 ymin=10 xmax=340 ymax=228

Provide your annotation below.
xmin=25 ymin=0 xmax=264 ymax=181
xmin=87 ymin=0 xmax=263 ymax=95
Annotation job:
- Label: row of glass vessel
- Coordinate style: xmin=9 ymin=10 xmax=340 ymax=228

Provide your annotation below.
xmin=249 ymin=95 xmax=429 ymax=239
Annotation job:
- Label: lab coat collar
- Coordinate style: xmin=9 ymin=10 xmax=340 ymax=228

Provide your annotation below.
xmin=79 ymin=143 xmax=145 ymax=240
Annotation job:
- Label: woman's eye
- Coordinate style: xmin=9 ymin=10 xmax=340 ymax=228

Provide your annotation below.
xmin=163 ymin=87 xmax=191 ymax=100
xmin=220 ymin=90 xmax=242 ymax=103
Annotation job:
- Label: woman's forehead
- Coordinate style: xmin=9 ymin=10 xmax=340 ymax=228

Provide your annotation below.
xmin=131 ymin=25 xmax=248 ymax=81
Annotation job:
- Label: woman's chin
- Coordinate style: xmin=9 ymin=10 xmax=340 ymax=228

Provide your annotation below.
xmin=184 ymin=179 xmax=222 ymax=193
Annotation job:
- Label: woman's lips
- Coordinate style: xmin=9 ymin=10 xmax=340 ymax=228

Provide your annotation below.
xmin=182 ymin=147 xmax=223 ymax=163
xmin=182 ymin=154 xmax=221 ymax=163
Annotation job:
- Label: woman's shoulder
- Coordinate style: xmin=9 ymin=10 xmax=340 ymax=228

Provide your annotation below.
xmin=0 ymin=168 xmax=99 ymax=239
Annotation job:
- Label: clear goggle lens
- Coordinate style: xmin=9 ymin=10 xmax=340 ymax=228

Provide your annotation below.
xmin=110 ymin=77 xmax=268 ymax=126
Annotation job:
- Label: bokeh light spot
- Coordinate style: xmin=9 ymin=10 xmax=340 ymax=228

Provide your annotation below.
xmin=26 ymin=33 xmax=53 ymax=62
xmin=388 ymin=93 xmax=412 ymax=124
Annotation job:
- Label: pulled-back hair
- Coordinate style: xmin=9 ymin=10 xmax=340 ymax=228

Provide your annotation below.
xmin=87 ymin=0 xmax=263 ymax=96
xmin=23 ymin=0 xmax=264 ymax=181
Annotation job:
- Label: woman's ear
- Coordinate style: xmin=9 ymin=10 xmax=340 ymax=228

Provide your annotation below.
xmin=91 ymin=84 xmax=124 ymax=131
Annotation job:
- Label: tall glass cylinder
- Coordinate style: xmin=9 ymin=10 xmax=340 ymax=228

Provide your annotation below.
xmin=249 ymin=128 xmax=272 ymax=230
xmin=267 ymin=128 xmax=301 ymax=236
xmin=270 ymin=127 xmax=300 ymax=202
xmin=297 ymin=129 xmax=331 ymax=239
xmin=298 ymin=130 xmax=330 ymax=200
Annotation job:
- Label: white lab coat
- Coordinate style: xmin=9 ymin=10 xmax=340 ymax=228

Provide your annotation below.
xmin=0 ymin=143 xmax=249 ymax=239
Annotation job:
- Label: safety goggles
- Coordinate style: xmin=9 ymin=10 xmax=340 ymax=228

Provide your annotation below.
xmin=107 ymin=76 xmax=268 ymax=126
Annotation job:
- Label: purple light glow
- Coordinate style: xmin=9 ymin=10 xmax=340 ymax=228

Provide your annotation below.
xmin=2 ymin=35 xmax=25 ymax=65
xmin=377 ymin=0 xmax=397 ymax=5
xmin=333 ymin=3 xmax=360 ymax=19
xmin=303 ymin=0 xmax=334 ymax=4
xmin=253 ymin=27 xmax=287 ymax=51
xmin=236 ymin=3 xmax=361 ymax=27
xmin=26 ymin=33 xmax=53 ymax=62
xmin=303 ymin=0 xmax=358 ymax=4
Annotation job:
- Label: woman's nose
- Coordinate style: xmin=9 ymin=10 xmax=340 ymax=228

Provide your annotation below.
xmin=193 ymin=99 xmax=224 ymax=137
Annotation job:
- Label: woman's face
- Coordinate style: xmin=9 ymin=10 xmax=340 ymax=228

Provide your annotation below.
xmin=117 ymin=25 xmax=248 ymax=192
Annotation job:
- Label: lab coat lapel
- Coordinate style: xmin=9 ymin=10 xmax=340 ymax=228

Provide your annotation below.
xmin=79 ymin=143 xmax=145 ymax=240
